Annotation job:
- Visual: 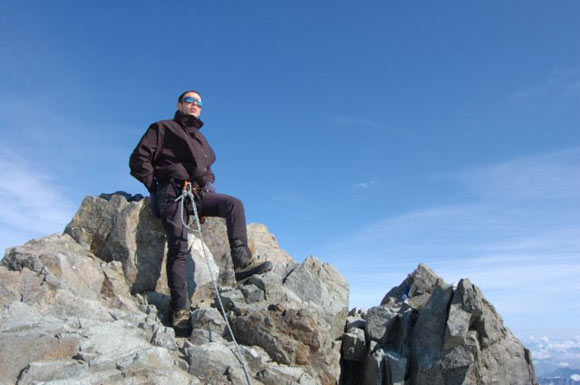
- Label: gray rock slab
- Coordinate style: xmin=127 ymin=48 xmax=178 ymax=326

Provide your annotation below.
xmin=342 ymin=328 xmax=366 ymax=362
xmin=190 ymin=308 xmax=226 ymax=336
xmin=361 ymin=347 xmax=387 ymax=385
xmin=385 ymin=351 xmax=407 ymax=385
xmin=364 ymin=305 xmax=401 ymax=344
xmin=241 ymin=283 xmax=265 ymax=303
xmin=284 ymin=256 xmax=349 ymax=339
xmin=0 ymin=303 xmax=80 ymax=384
xmin=16 ymin=360 xmax=88 ymax=385
xmin=3 ymin=234 xmax=105 ymax=300
xmin=185 ymin=342 xmax=249 ymax=384
xmin=345 ymin=315 xmax=366 ymax=331
xmin=410 ymin=281 xmax=453 ymax=374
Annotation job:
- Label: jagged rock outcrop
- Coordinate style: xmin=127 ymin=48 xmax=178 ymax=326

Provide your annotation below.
xmin=0 ymin=192 xmax=538 ymax=385
xmin=339 ymin=264 xmax=539 ymax=385
xmin=0 ymin=192 xmax=348 ymax=384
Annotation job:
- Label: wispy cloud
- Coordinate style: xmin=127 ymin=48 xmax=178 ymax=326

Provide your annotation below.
xmin=0 ymin=150 xmax=75 ymax=253
xmin=353 ymin=180 xmax=378 ymax=190
xmin=512 ymin=68 xmax=580 ymax=105
xmin=315 ymin=148 xmax=580 ymax=340
xmin=457 ymin=148 xmax=580 ymax=201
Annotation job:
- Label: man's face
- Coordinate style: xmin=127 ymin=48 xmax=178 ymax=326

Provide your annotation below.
xmin=177 ymin=92 xmax=203 ymax=118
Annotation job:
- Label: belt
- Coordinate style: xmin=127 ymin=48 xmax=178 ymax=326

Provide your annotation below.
xmin=157 ymin=177 xmax=188 ymax=189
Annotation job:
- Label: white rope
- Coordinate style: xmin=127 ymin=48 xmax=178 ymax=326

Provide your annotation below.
xmin=175 ymin=184 xmax=253 ymax=385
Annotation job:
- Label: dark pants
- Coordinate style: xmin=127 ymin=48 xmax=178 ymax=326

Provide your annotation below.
xmin=157 ymin=181 xmax=248 ymax=311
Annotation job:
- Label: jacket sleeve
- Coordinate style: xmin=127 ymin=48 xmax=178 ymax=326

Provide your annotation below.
xmin=129 ymin=123 xmax=161 ymax=193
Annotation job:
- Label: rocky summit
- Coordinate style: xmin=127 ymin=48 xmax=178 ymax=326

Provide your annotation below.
xmin=0 ymin=192 xmax=539 ymax=385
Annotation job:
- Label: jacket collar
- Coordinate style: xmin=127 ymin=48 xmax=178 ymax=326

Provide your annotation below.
xmin=174 ymin=111 xmax=204 ymax=130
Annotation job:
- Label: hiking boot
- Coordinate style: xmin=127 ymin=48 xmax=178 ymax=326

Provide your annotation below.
xmin=230 ymin=239 xmax=252 ymax=269
xmin=235 ymin=259 xmax=273 ymax=282
xmin=230 ymin=238 xmax=273 ymax=281
xmin=172 ymin=308 xmax=191 ymax=329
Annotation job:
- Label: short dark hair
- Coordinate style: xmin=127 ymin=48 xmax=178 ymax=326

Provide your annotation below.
xmin=178 ymin=90 xmax=202 ymax=103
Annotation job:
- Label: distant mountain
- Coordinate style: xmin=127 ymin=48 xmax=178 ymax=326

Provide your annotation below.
xmin=538 ymin=367 xmax=580 ymax=385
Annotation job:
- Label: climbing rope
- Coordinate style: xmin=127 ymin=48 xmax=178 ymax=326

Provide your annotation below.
xmin=175 ymin=181 xmax=253 ymax=385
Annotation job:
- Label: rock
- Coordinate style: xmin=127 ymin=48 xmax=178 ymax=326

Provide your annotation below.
xmin=247 ymin=223 xmax=295 ymax=266
xmin=1 ymin=305 xmax=191 ymax=385
xmin=143 ymin=291 xmax=171 ymax=324
xmin=200 ymin=219 xmax=295 ymax=286
xmin=381 ymin=263 xmax=442 ymax=307
xmin=364 ymin=305 xmax=401 ymax=344
xmin=385 ymin=351 xmax=407 ymax=385
xmin=0 ymin=265 xmax=45 ymax=306
xmin=16 ymin=360 xmax=88 ymax=385
xmin=342 ymin=328 xmax=366 ymax=362
xmin=361 ymin=347 xmax=388 ymax=385
xmin=198 ymin=217 xmax=234 ymax=284
xmin=345 ymin=315 xmax=366 ymax=331
xmin=241 ymin=283 xmax=265 ymax=303
xmin=223 ymin=256 xmax=349 ymax=384
xmin=189 ymin=328 xmax=228 ymax=345
xmin=185 ymin=342 xmax=249 ymax=384
xmin=188 ymin=236 xmax=220 ymax=308
xmin=64 ymin=194 xmax=166 ymax=294
xmin=63 ymin=193 xmax=220 ymax=309
xmin=0 ymin=302 xmax=80 ymax=384
xmin=284 ymin=256 xmax=350 ymax=338
xmin=3 ymin=234 xmax=105 ymax=300
xmin=341 ymin=264 xmax=539 ymax=385
xmin=190 ymin=308 xmax=226 ymax=336
xmin=151 ymin=326 xmax=177 ymax=350
xmin=0 ymin=192 xmax=540 ymax=385
xmin=410 ymin=281 xmax=454 ymax=377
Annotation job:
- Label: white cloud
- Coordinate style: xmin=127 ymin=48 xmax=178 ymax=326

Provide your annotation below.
xmin=525 ymin=336 xmax=580 ymax=375
xmin=457 ymin=148 xmax=580 ymax=201
xmin=0 ymin=150 xmax=75 ymax=253
xmin=512 ymin=68 xmax=580 ymax=103
xmin=353 ymin=180 xmax=377 ymax=190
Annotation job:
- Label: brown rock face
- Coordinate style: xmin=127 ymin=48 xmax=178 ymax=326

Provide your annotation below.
xmin=222 ymin=256 xmax=349 ymax=384
xmin=64 ymin=194 xmax=166 ymax=294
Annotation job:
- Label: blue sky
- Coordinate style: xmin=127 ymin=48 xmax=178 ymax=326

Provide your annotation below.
xmin=1 ymin=1 xmax=579 ymax=371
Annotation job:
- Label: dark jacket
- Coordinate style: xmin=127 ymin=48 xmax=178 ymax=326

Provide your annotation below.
xmin=129 ymin=111 xmax=216 ymax=192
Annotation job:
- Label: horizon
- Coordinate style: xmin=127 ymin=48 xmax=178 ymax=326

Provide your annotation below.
xmin=1 ymin=1 xmax=579 ymax=376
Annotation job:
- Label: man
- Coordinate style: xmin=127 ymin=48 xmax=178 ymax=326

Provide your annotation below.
xmin=129 ymin=90 xmax=272 ymax=329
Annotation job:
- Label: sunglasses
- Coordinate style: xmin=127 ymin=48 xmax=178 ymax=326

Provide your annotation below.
xmin=182 ymin=96 xmax=203 ymax=107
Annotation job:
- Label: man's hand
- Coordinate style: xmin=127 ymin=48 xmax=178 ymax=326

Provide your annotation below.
xmin=149 ymin=191 xmax=160 ymax=219
xmin=203 ymin=181 xmax=216 ymax=194
xmin=200 ymin=216 xmax=207 ymax=224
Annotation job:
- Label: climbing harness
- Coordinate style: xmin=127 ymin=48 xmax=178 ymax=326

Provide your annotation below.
xmin=175 ymin=181 xmax=253 ymax=385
